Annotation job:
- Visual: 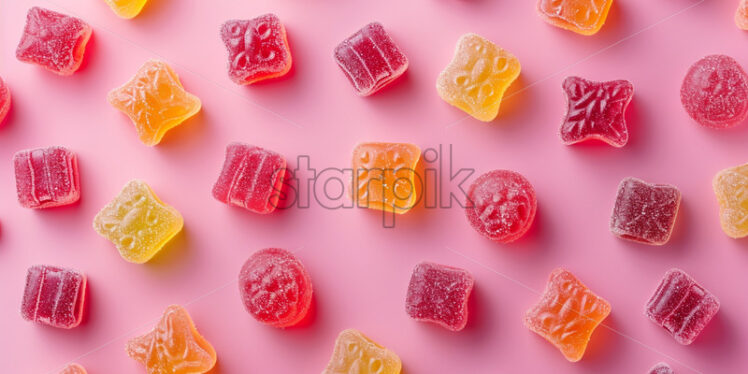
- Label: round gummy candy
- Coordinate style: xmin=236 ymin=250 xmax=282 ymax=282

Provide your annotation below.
xmin=680 ymin=54 xmax=748 ymax=129
xmin=238 ymin=248 xmax=313 ymax=327
xmin=465 ymin=170 xmax=537 ymax=243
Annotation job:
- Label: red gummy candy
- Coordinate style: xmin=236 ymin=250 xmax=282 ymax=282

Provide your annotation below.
xmin=560 ymin=76 xmax=633 ymax=147
xmin=21 ymin=265 xmax=86 ymax=329
xmin=648 ymin=362 xmax=674 ymax=374
xmin=405 ymin=262 xmax=474 ymax=331
xmin=610 ymin=177 xmax=681 ymax=245
xmin=465 ymin=170 xmax=537 ymax=243
xmin=16 ymin=7 xmax=92 ymax=76
xmin=14 ymin=146 xmax=80 ymax=209
xmin=238 ymin=248 xmax=313 ymax=327
xmin=0 ymin=77 xmax=10 ymax=125
xmin=220 ymin=14 xmax=292 ymax=85
xmin=680 ymin=55 xmax=748 ymax=129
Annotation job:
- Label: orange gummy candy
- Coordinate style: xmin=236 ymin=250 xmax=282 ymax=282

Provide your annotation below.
xmin=537 ymin=0 xmax=614 ymax=36
xmin=352 ymin=142 xmax=421 ymax=214
xmin=713 ymin=162 xmax=748 ymax=238
xmin=59 ymin=363 xmax=87 ymax=374
xmin=737 ymin=0 xmax=748 ymax=30
xmin=322 ymin=329 xmax=402 ymax=374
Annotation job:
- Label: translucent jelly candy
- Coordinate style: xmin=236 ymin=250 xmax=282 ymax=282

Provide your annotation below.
xmin=60 ymin=364 xmax=87 ymax=374
xmin=238 ymin=248 xmax=313 ymax=327
xmin=16 ymin=7 xmax=92 ymax=75
xmin=334 ymin=22 xmax=408 ymax=96
xmin=322 ymin=329 xmax=402 ymax=374
xmin=93 ymin=180 xmax=183 ymax=263
xmin=680 ymin=55 xmax=748 ymax=129
xmin=405 ymin=262 xmax=474 ymax=331
xmin=646 ymin=269 xmax=719 ymax=345
xmin=524 ymin=268 xmax=611 ymax=362
xmin=352 ymin=142 xmax=421 ymax=214
xmin=127 ymin=305 xmax=217 ymax=374
xmin=21 ymin=265 xmax=86 ymax=329
xmin=560 ymin=76 xmax=634 ymax=147
xmin=465 ymin=170 xmax=537 ymax=243
xmin=537 ymin=0 xmax=614 ymax=36
xmin=220 ymin=14 xmax=292 ymax=85
xmin=713 ymin=162 xmax=748 ymax=238
xmin=610 ymin=177 xmax=681 ymax=245
xmin=436 ymin=34 xmax=521 ymax=122
xmin=104 ymin=0 xmax=148 ymax=19
xmin=649 ymin=362 xmax=674 ymax=374
xmin=14 ymin=146 xmax=80 ymax=209
xmin=737 ymin=0 xmax=748 ymax=30
xmin=108 ymin=60 xmax=201 ymax=146
xmin=0 ymin=76 xmax=10 ymax=125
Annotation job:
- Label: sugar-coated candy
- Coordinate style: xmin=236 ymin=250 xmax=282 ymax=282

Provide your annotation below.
xmin=680 ymin=55 xmax=748 ymax=129
xmin=93 ymin=180 xmax=183 ymax=263
xmin=322 ymin=329 xmax=401 ymax=374
xmin=127 ymin=305 xmax=216 ymax=374
xmin=21 ymin=265 xmax=86 ymax=329
xmin=537 ymin=0 xmax=614 ymax=36
xmin=610 ymin=177 xmax=681 ymax=245
xmin=560 ymin=76 xmax=634 ymax=147
xmin=352 ymin=142 xmax=421 ymax=214
xmin=405 ymin=262 xmax=474 ymax=331
xmin=220 ymin=14 xmax=292 ymax=85
xmin=646 ymin=269 xmax=719 ymax=345
xmin=14 ymin=146 xmax=80 ymax=209
xmin=60 ymin=364 xmax=87 ymax=374
xmin=0 ymin=76 xmax=10 ymax=125
xmin=334 ymin=22 xmax=408 ymax=96
xmin=104 ymin=0 xmax=148 ymax=19
xmin=437 ymin=34 xmax=521 ymax=122
xmin=108 ymin=60 xmax=201 ymax=146
xmin=524 ymin=268 xmax=611 ymax=362
xmin=713 ymin=162 xmax=748 ymax=238
xmin=16 ymin=7 xmax=92 ymax=75
xmin=737 ymin=0 xmax=748 ymax=30
xmin=648 ymin=362 xmax=674 ymax=374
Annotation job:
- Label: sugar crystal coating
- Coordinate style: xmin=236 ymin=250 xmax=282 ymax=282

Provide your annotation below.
xmin=0 ymin=76 xmax=10 ymax=125
xmin=610 ymin=177 xmax=681 ymax=245
xmin=537 ymin=0 xmax=614 ymax=35
xmin=648 ymin=362 xmax=674 ymax=374
xmin=405 ymin=262 xmax=474 ymax=331
xmin=352 ymin=142 xmax=421 ymax=214
xmin=680 ymin=55 xmax=748 ymax=129
xmin=220 ymin=14 xmax=292 ymax=85
xmin=737 ymin=0 xmax=748 ymax=30
xmin=60 ymin=364 xmax=87 ymax=374
xmin=13 ymin=146 xmax=80 ymax=209
xmin=713 ymin=162 xmax=748 ymax=238
xmin=322 ymin=329 xmax=402 ymax=374
xmin=21 ymin=265 xmax=86 ymax=329
xmin=104 ymin=0 xmax=148 ymax=19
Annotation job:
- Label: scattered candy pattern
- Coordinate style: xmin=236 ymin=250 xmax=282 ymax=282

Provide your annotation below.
xmin=59 ymin=363 xmax=87 ymax=374
xmin=713 ymin=162 xmax=748 ymax=238
xmin=352 ymin=142 xmax=421 ymax=214
xmin=648 ymin=362 xmax=674 ymax=374
xmin=610 ymin=177 xmax=681 ymax=245
xmin=21 ymin=265 xmax=86 ymax=329
xmin=536 ymin=0 xmax=614 ymax=35
xmin=680 ymin=54 xmax=748 ymax=129
xmin=322 ymin=329 xmax=402 ymax=374
xmin=405 ymin=262 xmax=474 ymax=331
xmin=0 ymin=76 xmax=10 ymax=125
xmin=104 ymin=0 xmax=148 ymax=19
xmin=13 ymin=146 xmax=80 ymax=209
xmin=221 ymin=14 xmax=292 ymax=85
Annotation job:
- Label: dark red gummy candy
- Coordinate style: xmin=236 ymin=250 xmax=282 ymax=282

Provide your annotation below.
xmin=405 ymin=262 xmax=474 ymax=331
xmin=220 ymin=14 xmax=292 ymax=85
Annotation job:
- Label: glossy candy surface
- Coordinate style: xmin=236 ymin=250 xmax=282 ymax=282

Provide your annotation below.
xmin=405 ymin=262 xmax=474 ymax=331
xmin=221 ymin=14 xmax=292 ymax=85
xmin=59 ymin=364 xmax=87 ymax=374
xmin=0 ymin=76 xmax=10 ymax=125
xmin=21 ymin=265 xmax=86 ymax=329
xmin=352 ymin=142 xmax=421 ymax=214
xmin=322 ymin=329 xmax=402 ymax=374
xmin=680 ymin=55 xmax=748 ymax=129
xmin=648 ymin=362 xmax=674 ymax=374
xmin=537 ymin=0 xmax=614 ymax=35
xmin=14 ymin=146 xmax=80 ymax=209
xmin=713 ymin=162 xmax=748 ymax=238
xmin=610 ymin=177 xmax=681 ymax=245
xmin=104 ymin=0 xmax=148 ymax=19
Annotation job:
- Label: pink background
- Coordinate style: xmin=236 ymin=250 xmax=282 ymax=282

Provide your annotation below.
xmin=0 ymin=0 xmax=746 ymax=372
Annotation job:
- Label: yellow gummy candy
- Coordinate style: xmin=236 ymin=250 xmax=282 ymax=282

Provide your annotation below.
xmin=713 ymin=163 xmax=748 ymax=238
xmin=352 ymin=142 xmax=421 ymax=214
xmin=104 ymin=0 xmax=148 ymax=19
xmin=322 ymin=329 xmax=401 ymax=374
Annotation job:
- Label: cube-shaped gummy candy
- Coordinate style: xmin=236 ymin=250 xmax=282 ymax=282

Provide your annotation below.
xmin=713 ymin=162 xmax=748 ymax=238
xmin=21 ymin=265 xmax=86 ymax=329
xmin=220 ymin=14 xmax=292 ymax=85
xmin=108 ymin=60 xmax=201 ymax=146
xmin=537 ymin=0 xmax=614 ymax=36
xmin=322 ymin=329 xmax=402 ymax=374
xmin=645 ymin=269 xmax=719 ymax=345
xmin=16 ymin=7 xmax=92 ymax=75
xmin=524 ymin=268 xmax=611 ymax=362
xmin=334 ymin=22 xmax=408 ymax=96
xmin=437 ymin=34 xmax=521 ymax=122
xmin=127 ymin=305 xmax=217 ymax=374
xmin=60 ymin=364 xmax=87 ymax=374
xmin=405 ymin=262 xmax=474 ymax=331
xmin=0 ymin=76 xmax=10 ymax=125
xmin=104 ymin=0 xmax=148 ymax=19
xmin=14 ymin=146 xmax=80 ymax=209
xmin=610 ymin=177 xmax=681 ymax=245
xmin=681 ymin=55 xmax=748 ymax=129
xmin=352 ymin=142 xmax=421 ymax=214
xmin=212 ymin=143 xmax=287 ymax=214
xmin=93 ymin=180 xmax=183 ymax=263
xmin=649 ymin=362 xmax=674 ymax=374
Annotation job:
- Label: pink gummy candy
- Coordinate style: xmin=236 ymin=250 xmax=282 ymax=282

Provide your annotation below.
xmin=16 ymin=7 xmax=92 ymax=76
xmin=680 ymin=54 xmax=748 ymax=129
xmin=212 ymin=143 xmax=286 ymax=214
xmin=405 ymin=262 xmax=474 ymax=331
xmin=646 ymin=269 xmax=719 ymax=345
xmin=220 ymin=14 xmax=292 ymax=85
xmin=21 ymin=265 xmax=86 ymax=329
xmin=238 ymin=248 xmax=313 ymax=327
xmin=334 ymin=22 xmax=408 ymax=96
xmin=648 ymin=362 xmax=674 ymax=374
xmin=560 ymin=76 xmax=633 ymax=147
xmin=610 ymin=177 xmax=681 ymax=245
xmin=14 ymin=146 xmax=80 ymax=209
xmin=465 ymin=170 xmax=537 ymax=243
xmin=0 ymin=76 xmax=10 ymax=125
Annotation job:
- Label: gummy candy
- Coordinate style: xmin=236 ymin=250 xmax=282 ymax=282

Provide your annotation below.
xmin=680 ymin=55 xmax=748 ymax=129
xmin=645 ymin=269 xmax=719 ymax=345
xmin=238 ymin=248 xmax=313 ymax=327
xmin=104 ymin=0 xmax=148 ymax=19
xmin=220 ymin=14 xmax=292 ymax=85
xmin=0 ymin=76 xmax=10 ymax=125
xmin=713 ymin=162 xmax=748 ymax=238
xmin=352 ymin=142 xmax=421 ymax=214
xmin=648 ymin=362 xmax=674 ymax=374
xmin=16 ymin=7 xmax=92 ymax=75
xmin=465 ymin=170 xmax=536 ymax=243
xmin=560 ymin=76 xmax=634 ymax=147
xmin=93 ymin=180 xmax=183 ymax=264
xmin=537 ymin=0 xmax=614 ymax=36
xmin=13 ymin=146 xmax=80 ymax=209
xmin=524 ymin=268 xmax=611 ymax=362
xmin=21 ymin=265 xmax=86 ymax=329
xmin=60 ymin=364 xmax=87 ymax=374
xmin=610 ymin=177 xmax=681 ymax=245
xmin=405 ymin=262 xmax=474 ymax=331
xmin=322 ymin=329 xmax=401 ymax=374
xmin=127 ymin=305 xmax=216 ymax=374
xmin=108 ymin=60 xmax=201 ymax=146
xmin=436 ymin=33 xmax=521 ymax=122
xmin=334 ymin=22 xmax=408 ymax=96
xmin=737 ymin=0 xmax=748 ymax=30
